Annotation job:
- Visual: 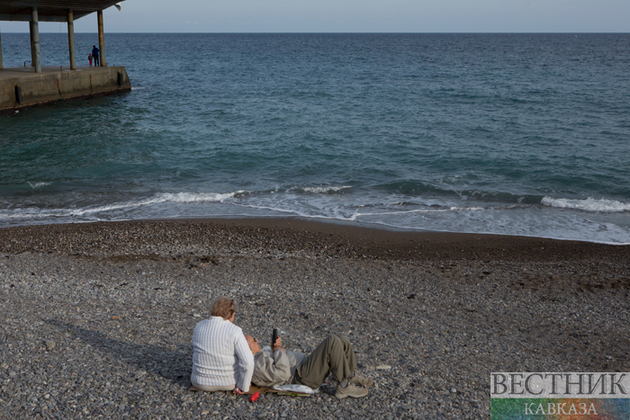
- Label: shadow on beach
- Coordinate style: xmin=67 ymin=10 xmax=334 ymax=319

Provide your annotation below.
xmin=45 ymin=319 xmax=193 ymax=388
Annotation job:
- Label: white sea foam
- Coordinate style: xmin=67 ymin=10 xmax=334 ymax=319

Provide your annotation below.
xmin=74 ymin=191 xmax=248 ymax=214
xmin=301 ymin=186 xmax=352 ymax=194
xmin=155 ymin=191 xmax=246 ymax=203
xmin=353 ymin=206 xmax=486 ymax=217
xmin=541 ymin=196 xmax=630 ymax=213
xmin=2 ymin=190 xmax=630 ymax=244
xmin=0 ymin=191 xmax=248 ymax=221
xmin=27 ymin=181 xmax=52 ymax=189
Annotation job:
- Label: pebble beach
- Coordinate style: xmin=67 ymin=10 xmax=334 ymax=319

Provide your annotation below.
xmin=1 ymin=218 xmax=629 ymax=419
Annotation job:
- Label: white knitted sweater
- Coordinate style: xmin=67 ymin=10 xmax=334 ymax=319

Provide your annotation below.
xmin=191 ymin=316 xmax=255 ymax=392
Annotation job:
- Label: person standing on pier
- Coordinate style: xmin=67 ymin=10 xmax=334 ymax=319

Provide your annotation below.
xmin=91 ymin=45 xmax=100 ymax=66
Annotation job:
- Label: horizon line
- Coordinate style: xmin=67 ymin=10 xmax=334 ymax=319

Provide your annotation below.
xmin=2 ymin=31 xmax=629 ymax=34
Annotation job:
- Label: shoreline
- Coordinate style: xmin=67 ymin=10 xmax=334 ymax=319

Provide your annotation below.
xmin=1 ymin=218 xmax=629 ymax=418
xmin=1 ymin=217 xmax=629 ymax=262
xmin=2 ymin=214 xmax=629 ymax=246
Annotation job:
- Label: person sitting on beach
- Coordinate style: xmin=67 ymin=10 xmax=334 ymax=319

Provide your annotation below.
xmin=191 ymin=298 xmax=254 ymax=394
xmin=245 ymin=333 xmax=373 ymax=399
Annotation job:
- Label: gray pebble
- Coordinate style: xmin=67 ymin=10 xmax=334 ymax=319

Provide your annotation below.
xmin=0 ymin=221 xmax=628 ymax=419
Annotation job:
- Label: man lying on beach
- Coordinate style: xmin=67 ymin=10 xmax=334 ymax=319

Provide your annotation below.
xmin=244 ymin=333 xmax=373 ymax=399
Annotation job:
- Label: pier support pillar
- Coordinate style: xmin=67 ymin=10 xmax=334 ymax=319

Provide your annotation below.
xmin=0 ymin=30 xmax=3 ymax=70
xmin=29 ymin=21 xmax=35 ymax=66
xmin=30 ymin=7 xmax=42 ymax=73
xmin=97 ymin=10 xmax=106 ymax=67
xmin=67 ymin=10 xmax=76 ymax=70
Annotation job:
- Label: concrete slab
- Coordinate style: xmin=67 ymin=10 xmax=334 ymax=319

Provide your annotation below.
xmin=0 ymin=65 xmax=131 ymax=114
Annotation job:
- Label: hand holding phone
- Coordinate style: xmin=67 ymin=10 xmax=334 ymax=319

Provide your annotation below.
xmin=272 ymin=328 xmax=284 ymax=352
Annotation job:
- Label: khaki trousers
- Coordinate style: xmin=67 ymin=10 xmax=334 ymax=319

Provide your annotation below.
xmin=294 ymin=335 xmax=356 ymax=389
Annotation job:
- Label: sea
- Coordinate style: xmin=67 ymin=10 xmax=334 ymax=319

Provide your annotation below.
xmin=1 ymin=33 xmax=629 ymax=244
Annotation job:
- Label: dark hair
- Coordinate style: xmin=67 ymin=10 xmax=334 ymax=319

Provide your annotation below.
xmin=210 ymin=298 xmax=236 ymax=320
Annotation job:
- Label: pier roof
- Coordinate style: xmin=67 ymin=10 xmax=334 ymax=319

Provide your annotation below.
xmin=0 ymin=1 xmax=122 ymax=22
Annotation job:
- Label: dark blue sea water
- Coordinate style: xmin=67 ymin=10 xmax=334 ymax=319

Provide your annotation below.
xmin=1 ymin=33 xmax=630 ymax=243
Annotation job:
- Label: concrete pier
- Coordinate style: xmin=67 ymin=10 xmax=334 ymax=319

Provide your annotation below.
xmin=1 ymin=1 xmax=129 ymax=114
xmin=0 ymin=66 xmax=131 ymax=115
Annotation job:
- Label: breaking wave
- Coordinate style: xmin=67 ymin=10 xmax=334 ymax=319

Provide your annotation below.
xmin=155 ymin=191 xmax=248 ymax=203
xmin=0 ymin=191 xmax=249 ymax=222
xmin=27 ymin=181 xmax=52 ymax=189
xmin=299 ymin=186 xmax=352 ymax=194
xmin=541 ymin=197 xmax=630 ymax=213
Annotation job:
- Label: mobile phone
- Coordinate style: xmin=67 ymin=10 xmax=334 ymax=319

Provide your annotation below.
xmin=272 ymin=328 xmax=278 ymax=347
